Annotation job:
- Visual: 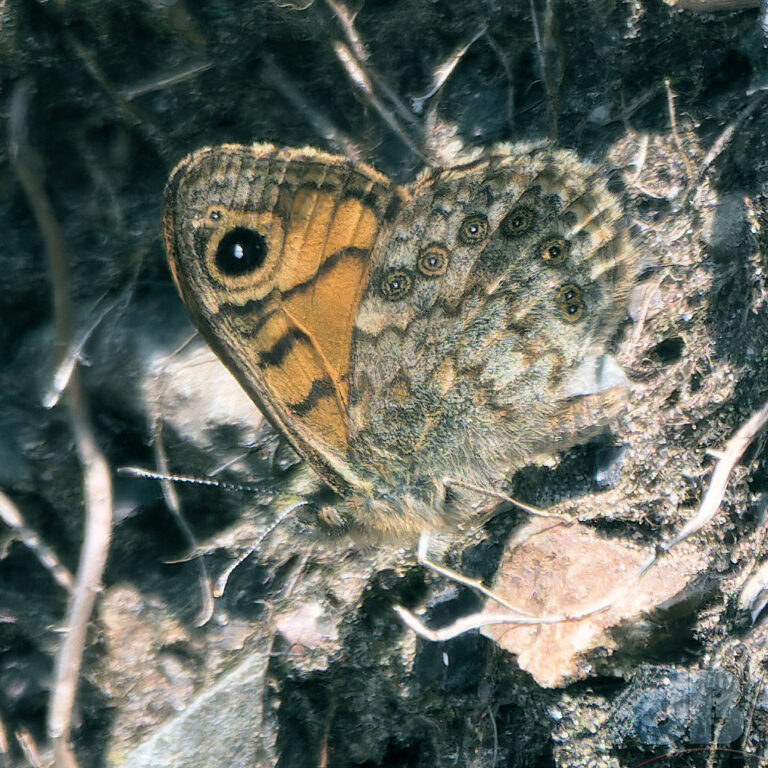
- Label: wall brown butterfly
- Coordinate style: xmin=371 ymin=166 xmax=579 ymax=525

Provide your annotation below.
xmin=163 ymin=143 xmax=635 ymax=539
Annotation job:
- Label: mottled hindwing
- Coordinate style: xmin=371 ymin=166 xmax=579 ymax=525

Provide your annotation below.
xmin=347 ymin=144 xmax=635 ymax=488
xmin=163 ymin=144 xmax=407 ymax=494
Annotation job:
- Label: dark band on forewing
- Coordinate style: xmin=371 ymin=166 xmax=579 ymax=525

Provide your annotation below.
xmin=258 ymin=327 xmax=310 ymax=367
xmin=219 ymin=246 xmax=370 ymax=321
xmin=288 ymin=376 xmax=336 ymax=416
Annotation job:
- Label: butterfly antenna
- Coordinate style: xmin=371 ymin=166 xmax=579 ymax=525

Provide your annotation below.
xmin=118 ymin=466 xmax=264 ymax=495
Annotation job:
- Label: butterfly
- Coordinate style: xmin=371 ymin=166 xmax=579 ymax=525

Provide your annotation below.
xmin=163 ymin=142 xmax=635 ymax=541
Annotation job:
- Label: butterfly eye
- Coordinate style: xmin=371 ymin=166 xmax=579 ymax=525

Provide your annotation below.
xmin=214 ymin=227 xmax=267 ymax=277
xmin=459 ymin=215 xmax=489 ymax=244
xmin=417 ymin=244 xmax=449 ymax=276
xmin=501 ymin=206 xmax=535 ymax=237
xmin=539 ymin=236 xmax=569 ymax=265
xmin=380 ymin=268 xmax=413 ymax=301
xmin=555 ymin=283 xmax=585 ymax=323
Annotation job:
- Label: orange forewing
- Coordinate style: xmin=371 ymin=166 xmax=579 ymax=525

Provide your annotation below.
xmin=164 ymin=144 xmax=404 ymax=494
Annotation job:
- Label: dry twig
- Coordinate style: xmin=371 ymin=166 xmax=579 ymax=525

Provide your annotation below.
xmin=530 ymin=0 xmax=561 ymax=140
xmin=16 ymin=727 xmax=45 ymax=768
xmin=147 ymin=336 xmax=215 ymax=626
xmin=0 ymin=490 xmax=75 ymax=592
xmin=410 ymin=24 xmax=487 ymax=114
xmin=697 ymin=92 xmax=768 ymax=181
xmin=662 ymin=398 xmax=768 ymax=551
xmin=665 ymin=77 xmax=694 ymax=185
xmin=333 ymin=41 xmax=425 ymax=159
xmin=119 ymin=61 xmax=213 ymax=101
xmin=260 ymin=54 xmax=362 ymax=160
xmin=323 ymin=0 xmax=419 ymax=128
xmin=9 ymin=81 xmax=113 ymax=768
xmin=664 ymin=0 xmax=759 ymax=9
xmin=0 ymin=717 xmax=8 ymax=761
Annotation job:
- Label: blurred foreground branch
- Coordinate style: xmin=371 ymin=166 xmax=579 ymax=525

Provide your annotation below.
xmin=9 ymin=81 xmax=114 ymax=768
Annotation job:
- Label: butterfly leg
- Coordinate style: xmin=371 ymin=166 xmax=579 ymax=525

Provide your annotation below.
xmin=444 ymin=478 xmax=571 ymax=522
xmin=412 ymin=532 xmax=536 ymax=615
xmin=392 ymin=531 xmax=545 ymax=641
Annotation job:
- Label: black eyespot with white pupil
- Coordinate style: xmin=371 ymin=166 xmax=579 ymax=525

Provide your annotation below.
xmin=459 ymin=215 xmax=489 ymax=244
xmin=417 ymin=244 xmax=449 ymax=276
xmin=380 ymin=268 xmax=413 ymax=301
xmin=214 ymin=227 xmax=267 ymax=277
xmin=556 ymin=283 xmax=585 ymax=323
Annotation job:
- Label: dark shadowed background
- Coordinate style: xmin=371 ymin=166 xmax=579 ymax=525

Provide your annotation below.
xmin=1 ymin=0 xmax=768 ymax=766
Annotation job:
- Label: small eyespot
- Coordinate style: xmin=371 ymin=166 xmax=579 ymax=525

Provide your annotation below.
xmin=501 ymin=206 xmax=535 ymax=237
xmin=417 ymin=244 xmax=449 ymax=276
xmin=210 ymin=209 xmax=223 ymax=221
xmin=214 ymin=227 xmax=267 ymax=277
xmin=555 ymin=283 xmax=585 ymax=323
xmin=459 ymin=215 xmax=489 ymax=245
xmin=380 ymin=268 xmax=413 ymax=301
xmin=539 ymin=236 xmax=569 ymax=265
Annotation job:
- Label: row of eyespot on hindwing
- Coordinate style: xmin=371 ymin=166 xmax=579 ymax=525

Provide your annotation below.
xmin=377 ymin=205 xmax=585 ymax=324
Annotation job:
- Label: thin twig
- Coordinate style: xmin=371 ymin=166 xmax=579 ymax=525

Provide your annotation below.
xmin=260 ymin=54 xmax=362 ymax=160
xmin=119 ymin=61 xmax=213 ymax=100
xmin=629 ymin=272 xmax=666 ymax=347
xmin=664 ymin=77 xmax=694 ymax=185
xmin=663 ymin=0 xmax=759 ymax=10
xmin=43 ymin=295 xmax=120 ymax=409
xmin=323 ymin=0 xmax=419 ymax=128
xmin=485 ymin=33 xmax=515 ymax=131
xmin=627 ymin=133 xmax=650 ymax=186
xmin=661 ymin=398 xmax=768 ymax=551
xmin=588 ymin=84 xmax=665 ymax=127
xmin=0 ymin=490 xmax=75 ymax=592
xmin=147 ymin=348 xmax=215 ymax=626
xmin=0 ymin=716 xmax=8 ymax=759
xmin=410 ymin=24 xmax=486 ymax=114
xmin=323 ymin=0 xmax=366 ymax=60
xmin=530 ymin=0 xmax=560 ymax=141
xmin=393 ymin=606 xmax=581 ymax=640
xmin=696 ymin=92 xmax=768 ymax=181
xmin=16 ymin=728 xmax=45 ymax=768
xmin=10 ymin=81 xmax=113 ymax=768
xmin=333 ymin=41 xmax=425 ymax=159
xmin=739 ymin=557 xmax=768 ymax=621
xmin=66 ymin=34 xmax=170 ymax=158
xmin=739 ymin=675 xmax=767 ymax=755
xmin=486 ymin=706 xmax=499 ymax=768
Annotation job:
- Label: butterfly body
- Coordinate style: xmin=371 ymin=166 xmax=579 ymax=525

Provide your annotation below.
xmin=164 ymin=143 xmax=635 ymax=539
